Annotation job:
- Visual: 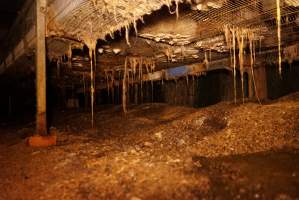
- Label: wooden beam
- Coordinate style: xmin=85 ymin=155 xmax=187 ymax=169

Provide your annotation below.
xmin=36 ymin=0 xmax=47 ymax=135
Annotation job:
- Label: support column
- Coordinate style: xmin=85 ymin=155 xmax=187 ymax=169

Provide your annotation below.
xmin=36 ymin=0 xmax=47 ymax=135
xmin=249 ymin=76 xmax=255 ymax=99
xmin=122 ymin=59 xmax=127 ymax=113
xmin=254 ymin=65 xmax=268 ymax=100
xmin=246 ymin=69 xmax=255 ymax=99
xmin=134 ymin=83 xmax=138 ymax=104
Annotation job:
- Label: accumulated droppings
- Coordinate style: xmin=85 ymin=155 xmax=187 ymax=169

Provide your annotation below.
xmin=0 ymin=93 xmax=299 ymax=199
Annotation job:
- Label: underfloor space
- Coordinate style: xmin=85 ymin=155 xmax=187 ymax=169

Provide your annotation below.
xmin=1 ymin=93 xmax=299 ymax=200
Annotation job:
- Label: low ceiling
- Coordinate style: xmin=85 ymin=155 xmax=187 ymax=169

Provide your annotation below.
xmin=2 ymin=0 xmax=299 ymax=87
xmin=61 ymin=0 xmax=299 ymax=69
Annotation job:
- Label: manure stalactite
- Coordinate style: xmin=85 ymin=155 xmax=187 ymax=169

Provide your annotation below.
xmin=248 ymin=31 xmax=261 ymax=104
xmin=83 ymin=21 xmax=97 ymax=128
xmin=224 ymin=25 xmax=264 ymax=103
xmin=236 ymin=28 xmax=245 ymax=103
xmin=231 ymin=27 xmax=237 ymax=104
xmin=89 ymin=47 xmax=96 ymax=128
xmin=276 ymin=0 xmax=282 ymax=76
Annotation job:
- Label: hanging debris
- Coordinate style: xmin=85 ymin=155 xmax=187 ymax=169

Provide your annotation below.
xmin=164 ymin=48 xmax=173 ymax=62
xmin=204 ymin=51 xmax=209 ymax=69
xmin=89 ymin=47 xmax=96 ymax=128
xmin=231 ymin=27 xmax=237 ymax=104
xmin=236 ymin=28 xmax=245 ymax=103
xmin=82 ymin=21 xmax=97 ymax=128
xmin=248 ymin=31 xmax=261 ymax=104
xmin=175 ymin=0 xmax=182 ymax=19
xmin=224 ymin=25 xmax=264 ymax=103
xmin=276 ymin=0 xmax=282 ymax=75
xmin=125 ymin=24 xmax=131 ymax=46
xmin=119 ymin=56 xmax=156 ymax=111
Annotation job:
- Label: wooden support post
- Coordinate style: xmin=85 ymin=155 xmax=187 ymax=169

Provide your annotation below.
xmin=111 ymin=85 xmax=115 ymax=105
xmin=28 ymin=0 xmax=56 ymax=147
xmin=36 ymin=0 xmax=47 ymax=135
xmin=122 ymin=58 xmax=127 ymax=113
xmin=248 ymin=71 xmax=255 ymax=99
xmin=134 ymin=83 xmax=138 ymax=104
xmin=254 ymin=65 xmax=268 ymax=100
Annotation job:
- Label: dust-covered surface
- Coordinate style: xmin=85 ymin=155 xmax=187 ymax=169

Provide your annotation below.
xmin=1 ymin=93 xmax=299 ymax=200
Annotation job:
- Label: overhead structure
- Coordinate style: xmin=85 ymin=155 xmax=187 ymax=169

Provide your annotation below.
xmin=0 ymin=0 xmax=299 ymax=109
xmin=1 ymin=0 xmax=299 ymax=72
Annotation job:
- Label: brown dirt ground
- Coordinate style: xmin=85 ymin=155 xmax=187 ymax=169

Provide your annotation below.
xmin=0 ymin=93 xmax=299 ymax=200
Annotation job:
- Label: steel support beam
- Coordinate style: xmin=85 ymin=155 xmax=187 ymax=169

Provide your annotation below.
xmin=36 ymin=0 xmax=47 ymax=135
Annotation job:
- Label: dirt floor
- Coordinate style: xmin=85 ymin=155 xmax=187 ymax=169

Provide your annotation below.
xmin=1 ymin=93 xmax=299 ymax=200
